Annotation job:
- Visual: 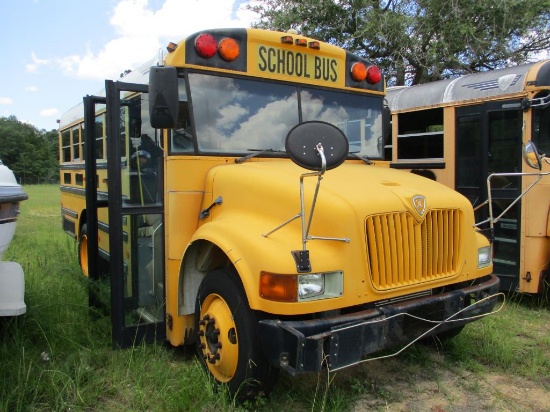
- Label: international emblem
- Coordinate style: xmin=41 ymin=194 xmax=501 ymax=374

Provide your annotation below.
xmin=412 ymin=195 xmax=426 ymax=217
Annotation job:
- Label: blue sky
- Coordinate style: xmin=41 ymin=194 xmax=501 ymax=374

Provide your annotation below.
xmin=0 ymin=0 xmax=258 ymax=131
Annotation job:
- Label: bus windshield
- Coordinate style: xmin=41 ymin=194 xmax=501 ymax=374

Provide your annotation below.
xmin=533 ymin=100 xmax=550 ymax=154
xmin=181 ymin=73 xmax=383 ymax=158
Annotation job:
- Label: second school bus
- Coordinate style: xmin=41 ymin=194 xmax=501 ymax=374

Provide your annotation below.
xmin=385 ymin=60 xmax=550 ymax=294
xmin=59 ymin=28 xmax=500 ymax=399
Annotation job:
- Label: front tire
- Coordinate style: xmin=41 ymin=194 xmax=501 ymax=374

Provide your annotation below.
xmin=195 ymin=269 xmax=277 ymax=401
xmin=78 ymin=223 xmax=109 ymax=278
xmin=78 ymin=224 xmax=89 ymax=277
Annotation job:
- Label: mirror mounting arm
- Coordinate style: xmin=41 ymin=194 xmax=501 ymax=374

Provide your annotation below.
xmin=263 ymin=122 xmax=351 ymax=273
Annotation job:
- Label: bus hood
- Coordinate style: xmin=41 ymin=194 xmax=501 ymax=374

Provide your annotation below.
xmin=204 ymin=160 xmax=474 ymax=227
xmin=200 ymin=160 xmax=484 ymax=304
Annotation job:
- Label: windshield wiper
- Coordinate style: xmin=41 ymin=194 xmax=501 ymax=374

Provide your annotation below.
xmin=348 ymin=152 xmax=373 ymax=165
xmin=235 ymin=149 xmax=285 ymax=164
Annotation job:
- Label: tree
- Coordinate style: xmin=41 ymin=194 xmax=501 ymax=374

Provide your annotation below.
xmin=250 ymin=0 xmax=550 ymax=85
xmin=0 ymin=116 xmax=58 ymax=184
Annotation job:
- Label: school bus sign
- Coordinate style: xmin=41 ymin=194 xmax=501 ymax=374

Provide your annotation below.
xmin=256 ymin=45 xmax=339 ymax=85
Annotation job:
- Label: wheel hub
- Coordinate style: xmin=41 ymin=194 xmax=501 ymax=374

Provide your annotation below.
xmin=197 ymin=294 xmax=239 ymax=382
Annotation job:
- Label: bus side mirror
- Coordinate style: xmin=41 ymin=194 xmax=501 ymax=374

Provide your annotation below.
xmin=523 ymin=141 xmax=543 ymax=170
xmin=285 ymin=121 xmax=348 ymax=172
xmin=149 ymin=66 xmax=178 ymax=129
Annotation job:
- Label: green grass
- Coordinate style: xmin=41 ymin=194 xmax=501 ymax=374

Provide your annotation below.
xmin=1 ymin=185 xmax=549 ymax=411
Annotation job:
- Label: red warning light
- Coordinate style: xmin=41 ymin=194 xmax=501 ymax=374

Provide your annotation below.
xmin=195 ymin=33 xmax=217 ymax=58
xmin=366 ymin=65 xmax=382 ymax=84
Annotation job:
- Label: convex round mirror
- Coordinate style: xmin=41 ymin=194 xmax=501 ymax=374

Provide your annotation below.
xmin=285 ymin=121 xmax=349 ymax=171
xmin=523 ymin=141 xmax=543 ymax=170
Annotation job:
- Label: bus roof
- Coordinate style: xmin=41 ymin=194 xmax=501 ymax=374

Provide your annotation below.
xmin=59 ymin=27 xmax=386 ymax=129
xmin=386 ymin=59 xmax=550 ymax=111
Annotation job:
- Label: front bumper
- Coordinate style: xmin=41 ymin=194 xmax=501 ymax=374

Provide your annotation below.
xmin=258 ymin=274 xmax=500 ymax=375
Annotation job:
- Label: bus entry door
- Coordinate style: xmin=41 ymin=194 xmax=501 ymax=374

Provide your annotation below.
xmin=456 ymin=102 xmax=523 ymax=291
xmin=104 ymin=79 xmax=166 ymax=348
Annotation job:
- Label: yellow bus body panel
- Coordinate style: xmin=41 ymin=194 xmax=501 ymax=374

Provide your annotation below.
xmin=169 ymin=160 xmax=491 ymax=317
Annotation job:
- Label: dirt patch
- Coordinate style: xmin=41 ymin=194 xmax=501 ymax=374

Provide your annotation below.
xmin=348 ymin=355 xmax=550 ymax=412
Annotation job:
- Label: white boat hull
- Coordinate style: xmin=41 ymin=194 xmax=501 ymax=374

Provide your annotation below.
xmin=0 ymin=261 xmax=26 ymax=316
xmin=0 ymin=161 xmax=28 ymax=316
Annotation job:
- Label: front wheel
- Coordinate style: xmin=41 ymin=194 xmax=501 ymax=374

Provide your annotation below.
xmin=195 ymin=269 xmax=277 ymax=401
xmin=78 ymin=223 xmax=108 ymax=278
xmin=78 ymin=224 xmax=89 ymax=277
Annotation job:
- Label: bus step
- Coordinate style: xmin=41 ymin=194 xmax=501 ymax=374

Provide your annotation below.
xmin=136 ymin=307 xmax=161 ymax=323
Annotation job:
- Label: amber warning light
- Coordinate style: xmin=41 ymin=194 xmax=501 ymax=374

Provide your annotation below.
xmin=194 ymin=33 xmax=240 ymax=62
xmin=351 ymin=62 xmax=381 ymax=84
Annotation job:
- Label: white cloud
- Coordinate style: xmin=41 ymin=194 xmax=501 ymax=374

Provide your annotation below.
xmin=57 ymin=35 xmax=159 ymax=79
xmin=0 ymin=97 xmax=13 ymax=105
xmin=26 ymin=63 xmax=38 ymax=73
xmin=55 ymin=0 xmax=260 ymax=80
xmin=26 ymin=52 xmax=49 ymax=73
xmin=39 ymin=108 xmax=59 ymax=117
xmin=25 ymin=86 xmax=39 ymax=92
xmin=32 ymin=52 xmax=48 ymax=65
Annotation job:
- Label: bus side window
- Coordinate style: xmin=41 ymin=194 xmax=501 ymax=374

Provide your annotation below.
xmin=171 ymin=101 xmax=194 ymax=153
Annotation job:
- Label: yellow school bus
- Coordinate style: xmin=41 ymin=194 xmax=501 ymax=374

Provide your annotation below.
xmin=59 ymin=28 xmax=500 ymax=400
xmin=385 ymin=60 xmax=550 ymax=294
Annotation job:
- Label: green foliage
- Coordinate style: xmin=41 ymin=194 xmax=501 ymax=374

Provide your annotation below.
xmin=0 ymin=116 xmax=58 ymax=184
xmin=250 ymin=0 xmax=550 ymax=85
